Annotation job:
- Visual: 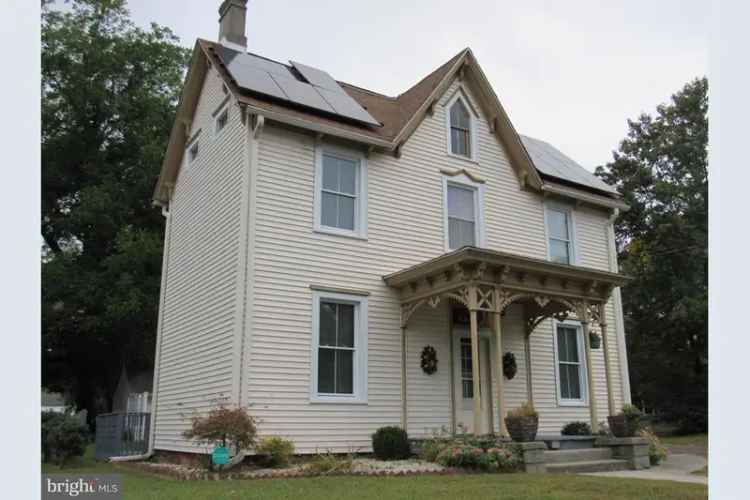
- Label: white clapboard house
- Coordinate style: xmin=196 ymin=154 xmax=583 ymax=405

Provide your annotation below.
xmin=149 ymin=0 xmax=633 ymax=455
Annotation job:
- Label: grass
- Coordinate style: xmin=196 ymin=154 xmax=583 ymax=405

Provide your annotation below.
xmin=41 ymin=446 xmax=707 ymax=500
xmin=659 ymin=434 xmax=708 ymax=447
xmin=691 ymin=466 xmax=708 ymax=476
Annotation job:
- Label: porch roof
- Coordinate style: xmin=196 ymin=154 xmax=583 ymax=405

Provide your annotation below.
xmin=383 ymin=246 xmax=631 ymax=324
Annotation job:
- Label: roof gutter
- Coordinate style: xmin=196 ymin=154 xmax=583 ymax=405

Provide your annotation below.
xmin=542 ymin=181 xmax=630 ymax=211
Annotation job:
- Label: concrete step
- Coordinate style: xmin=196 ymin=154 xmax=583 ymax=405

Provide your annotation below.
xmin=543 ymin=448 xmax=612 ymax=464
xmin=546 ymin=459 xmax=630 ymax=474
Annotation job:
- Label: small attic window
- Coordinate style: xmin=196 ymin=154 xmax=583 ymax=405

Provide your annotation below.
xmin=449 ymin=98 xmax=472 ymax=158
xmin=215 ymin=107 xmax=229 ymax=134
xmin=189 ymin=141 xmax=199 ymax=163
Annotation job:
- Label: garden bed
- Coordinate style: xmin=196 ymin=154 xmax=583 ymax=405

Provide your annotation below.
xmin=119 ymin=458 xmax=449 ymax=481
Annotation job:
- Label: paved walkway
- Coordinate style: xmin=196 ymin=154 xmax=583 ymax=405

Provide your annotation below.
xmin=584 ymin=453 xmax=707 ymax=484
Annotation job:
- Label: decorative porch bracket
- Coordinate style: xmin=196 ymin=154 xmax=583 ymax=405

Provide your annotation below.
xmin=386 ymin=247 xmax=630 ymax=437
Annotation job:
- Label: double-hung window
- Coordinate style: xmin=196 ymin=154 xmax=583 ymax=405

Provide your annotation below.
xmin=447 ymin=184 xmax=477 ymax=249
xmin=546 ymin=205 xmax=575 ymax=264
xmin=555 ymin=323 xmax=587 ymax=406
xmin=311 ymin=290 xmax=368 ymax=403
xmin=314 ymin=146 xmax=367 ymax=238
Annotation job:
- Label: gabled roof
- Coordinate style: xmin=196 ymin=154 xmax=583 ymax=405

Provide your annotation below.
xmin=154 ymin=41 xmax=624 ymax=209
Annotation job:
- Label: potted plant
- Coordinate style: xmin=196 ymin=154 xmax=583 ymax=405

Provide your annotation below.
xmin=505 ymin=402 xmax=538 ymax=442
xmin=607 ymin=404 xmax=642 ymax=437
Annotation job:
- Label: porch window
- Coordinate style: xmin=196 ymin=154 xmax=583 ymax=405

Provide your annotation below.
xmin=311 ymin=290 xmax=368 ymax=403
xmin=555 ymin=323 xmax=587 ymax=405
xmin=460 ymin=338 xmax=474 ymax=398
xmin=546 ymin=206 xmax=575 ymax=264
xmin=314 ymin=146 xmax=367 ymax=238
xmin=447 ymin=184 xmax=477 ymax=249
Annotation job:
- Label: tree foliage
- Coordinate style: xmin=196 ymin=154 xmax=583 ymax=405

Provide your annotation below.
xmin=42 ymin=0 xmax=189 ymax=420
xmin=596 ymin=77 xmax=707 ymax=429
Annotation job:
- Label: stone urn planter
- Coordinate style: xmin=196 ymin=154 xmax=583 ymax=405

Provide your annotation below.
xmin=607 ymin=415 xmax=640 ymax=437
xmin=505 ymin=415 xmax=539 ymax=442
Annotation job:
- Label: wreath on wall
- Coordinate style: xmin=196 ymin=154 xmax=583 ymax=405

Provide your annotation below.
xmin=503 ymin=352 xmax=517 ymax=380
xmin=420 ymin=346 xmax=438 ymax=375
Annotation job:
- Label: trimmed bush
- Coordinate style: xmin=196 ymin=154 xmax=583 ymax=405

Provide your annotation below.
xmin=183 ymin=404 xmax=257 ymax=455
xmin=256 ymin=436 xmax=295 ymax=467
xmin=371 ymin=426 xmax=410 ymax=460
xmin=420 ymin=439 xmax=450 ymax=462
xmin=561 ymin=421 xmax=592 ymax=436
xmin=435 ymin=444 xmax=521 ymax=472
xmin=42 ymin=412 xmax=88 ymax=467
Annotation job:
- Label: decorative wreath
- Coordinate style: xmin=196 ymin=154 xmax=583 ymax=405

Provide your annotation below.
xmin=503 ymin=352 xmax=517 ymax=380
xmin=420 ymin=346 xmax=438 ymax=375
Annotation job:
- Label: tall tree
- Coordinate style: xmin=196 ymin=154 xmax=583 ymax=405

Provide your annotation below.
xmin=42 ymin=0 xmax=189 ymax=421
xmin=596 ymin=78 xmax=708 ymax=431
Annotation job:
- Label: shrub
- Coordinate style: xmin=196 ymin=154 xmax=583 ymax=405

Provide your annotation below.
xmin=371 ymin=426 xmax=410 ymax=460
xmin=621 ymin=404 xmax=643 ymax=418
xmin=42 ymin=412 xmax=89 ymax=467
xmin=507 ymin=401 xmax=537 ymax=418
xmin=183 ymin=404 xmax=257 ymax=456
xmin=420 ymin=438 xmax=451 ymax=462
xmin=255 ymin=436 xmax=295 ymax=467
xmin=561 ymin=421 xmax=592 ymax=436
xmin=435 ymin=444 xmax=521 ymax=472
xmin=639 ymin=429 xmax=668 ymax=466
xmin=306 ymin=451 xmax=353 ymax=475
xmin=677 ymin=408 xmax=708 ymax=435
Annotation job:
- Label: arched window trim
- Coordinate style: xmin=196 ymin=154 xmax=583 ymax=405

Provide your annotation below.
xmin=444 ymin=88 xmax=478 ymax=162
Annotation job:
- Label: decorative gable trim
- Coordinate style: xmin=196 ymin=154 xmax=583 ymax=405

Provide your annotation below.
xmin=439 ymin=167 xmax=486 ymax=184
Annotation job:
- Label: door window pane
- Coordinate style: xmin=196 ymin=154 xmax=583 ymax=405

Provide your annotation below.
xmin=460 ymin=338 xmax=474 ymax=399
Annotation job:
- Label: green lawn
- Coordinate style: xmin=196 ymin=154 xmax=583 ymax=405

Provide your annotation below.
xmin=660 ymin=434 xmax=708 ymax=447
xmin=42 ymin=447 xmax=707 ymax=500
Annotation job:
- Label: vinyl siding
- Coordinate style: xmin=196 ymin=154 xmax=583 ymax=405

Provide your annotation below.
xmin=153 ymin=68 xmax=246 ymax=452
xmin=245 ymin=76 xmax=627 ymax=452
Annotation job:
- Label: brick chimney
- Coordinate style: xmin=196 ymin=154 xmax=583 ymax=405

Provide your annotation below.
xmin=218 ymin=0 xmax=248 ymax=51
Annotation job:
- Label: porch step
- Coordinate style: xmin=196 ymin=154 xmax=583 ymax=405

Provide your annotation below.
xmin=546 ymin=459 xmax=630 ymax=474
xmin=543 ymin=448 xmax=612 ymax=464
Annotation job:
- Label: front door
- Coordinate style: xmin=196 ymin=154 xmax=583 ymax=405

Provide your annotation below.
xmin=453 ymin=327 xmax=492 ymax=434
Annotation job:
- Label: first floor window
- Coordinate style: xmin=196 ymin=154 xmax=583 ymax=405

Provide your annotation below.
xmin=555 ymin=323 xmax=587 ymax=404
xmin=312 ymin=290 xmax=368 ymax=402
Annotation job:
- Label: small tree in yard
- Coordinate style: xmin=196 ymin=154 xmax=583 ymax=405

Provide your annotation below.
xmin=42 ymin=412 xmax=89 ymax=467
xmin=183 ymin=405 xmax=257 ymax=459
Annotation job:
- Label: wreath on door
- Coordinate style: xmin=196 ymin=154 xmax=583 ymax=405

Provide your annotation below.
xmin=503 ymin=352 xmax=517 ymax=380
xmin=420 ymin=346 xmax=438 ymax=375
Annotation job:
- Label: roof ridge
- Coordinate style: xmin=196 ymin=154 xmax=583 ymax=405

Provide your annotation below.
xmin=396 ymin=48 xmax=468 ymax=101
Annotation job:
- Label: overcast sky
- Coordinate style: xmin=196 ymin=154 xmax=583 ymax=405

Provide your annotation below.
xmin=123 ymin=0 xmax=707 ymax=170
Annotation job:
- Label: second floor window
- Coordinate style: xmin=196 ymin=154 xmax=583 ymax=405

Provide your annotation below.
xmin=315 ymin=146 xmax=367 ymax=238
xmin=447 ymin=184 xmax=477 ymax=249
xmin=546 ymin=206 xmax=574 ymax=264
xmin=449 ymin=98 xmax=472 ymax=158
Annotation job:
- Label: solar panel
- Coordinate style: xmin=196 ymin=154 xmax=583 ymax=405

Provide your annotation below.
xmin=270 ymin=74 xmax=336 ymax=114
xmin=317 ymin=87 xmax=381 ymax=126
xmin=212 ymin=45 xmax=381 ymax=127
xmin=290 ymin=61 xmax=341 ymax=92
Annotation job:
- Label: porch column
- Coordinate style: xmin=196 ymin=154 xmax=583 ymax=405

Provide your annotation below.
xmin=599 ymin=303 xmax=616 ymax=416
xmin=582 ymin=320 xmax=599 ymax=433
xmin=523 ymin=334 xmax=534 ymax=404
xmin=468 ymin=286 xmax=482 ymax=436
xmin=401 ymin=326 xmax=408 ymax=431
xmin=493 ymin=309 xmax=508 ymax=436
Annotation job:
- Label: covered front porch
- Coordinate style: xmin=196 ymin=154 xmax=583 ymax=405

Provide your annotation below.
xmin=384 ymin=247 xmax=631 ymax=438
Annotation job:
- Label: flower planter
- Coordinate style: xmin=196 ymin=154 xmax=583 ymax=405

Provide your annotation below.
xmin=504 ymin=415 xmax=539 ymax=442
xmin=607 ymin=415 xmax=640 ymax=437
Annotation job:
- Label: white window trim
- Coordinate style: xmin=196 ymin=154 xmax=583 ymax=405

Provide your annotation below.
xmin=313 ymin=142 xmax=368 ymax=240
xmin=544 ymin=201 xmax=578 ymax=265
xmin=310 ymin=290 xmax=368 ymax=404
xmin=552 ymin=319 xmax=589 ymax=407
xmin=214 ymin=105 xmax=229 ymax=136
xmin=444 ymin=89 xmax=479 ymax=163
xmin=442 ymin=172 xmax=486 ymax=252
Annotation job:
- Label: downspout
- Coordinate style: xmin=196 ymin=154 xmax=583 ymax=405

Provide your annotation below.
xmin=111 ymin=199 xmax=173 ymax=462
xmin=607 ymin=208 xmax=632 ymax=405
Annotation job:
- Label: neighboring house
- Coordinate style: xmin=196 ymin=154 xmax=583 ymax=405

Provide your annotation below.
xmin=42 ymin=389 xmax=68 ymax=414
xmin=112 ymin=366 xmax=153 ymax=414
xmin=150 ymin=0 xmax=632 ymax=454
